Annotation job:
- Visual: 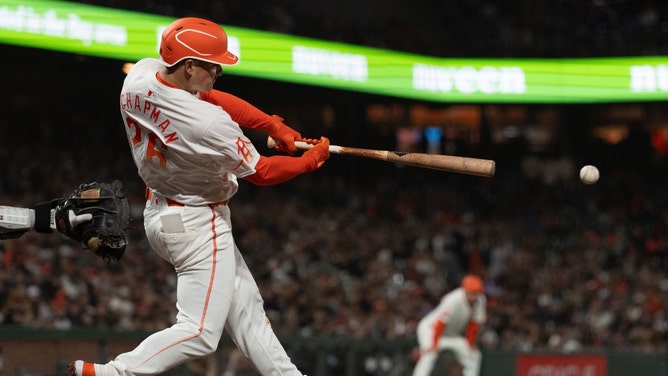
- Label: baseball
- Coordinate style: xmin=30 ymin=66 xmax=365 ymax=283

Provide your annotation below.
xmin=579 ymin=165 xmax=599 ymax=184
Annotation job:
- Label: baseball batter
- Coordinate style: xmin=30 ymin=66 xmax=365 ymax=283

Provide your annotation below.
xmin=68 ymin=17 xmax=329 ymax=376
xmin=412 ymin=274 xmax=487 ymax=376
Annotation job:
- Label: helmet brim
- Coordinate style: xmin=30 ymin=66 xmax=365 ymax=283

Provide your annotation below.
xmin=212 ymin=50 xmax=239 ymax=66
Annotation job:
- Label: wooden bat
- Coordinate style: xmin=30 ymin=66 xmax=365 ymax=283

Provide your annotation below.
xmin=267 ymin=137 xmax=496 ymax=177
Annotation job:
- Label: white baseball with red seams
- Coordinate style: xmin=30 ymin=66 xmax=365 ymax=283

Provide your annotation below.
xmin=579 ymin=165 xmax=600 ymax=184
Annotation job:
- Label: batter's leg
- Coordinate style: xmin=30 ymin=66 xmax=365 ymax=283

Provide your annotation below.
xmin=224 ymin=246 xmax=303 ymax=375
xmin=105 ymin=206 xmax=237 ymax=375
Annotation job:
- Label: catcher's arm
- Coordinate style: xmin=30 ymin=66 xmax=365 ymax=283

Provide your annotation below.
xmin=2 ymin=181 xmax=130 ymax=263
xmin=0 ymin=202 xmax=91 ymax=240
xmin=0 ymin=205 xmax=36 ymax=239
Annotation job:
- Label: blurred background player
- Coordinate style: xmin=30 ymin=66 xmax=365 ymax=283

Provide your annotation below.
xmin=412 ymin=274 xmax=487 ymax=376
xmin=68 ymin=17 xmax=330 ymax=376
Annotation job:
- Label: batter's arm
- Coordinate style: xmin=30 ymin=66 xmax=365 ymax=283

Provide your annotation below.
xmin=244 ymin=138 xmax=330 ymax=186
xmin=199 ymin=90 xmax=272 ymax=129
xmin=200 ymin=90 xmax=301 ymax=154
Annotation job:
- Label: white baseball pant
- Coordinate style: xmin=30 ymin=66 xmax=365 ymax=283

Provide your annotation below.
xmin=97 ymin=199 xmax=303 ymax=375
xmin=413 ymin=328 xmax=481 ymax=376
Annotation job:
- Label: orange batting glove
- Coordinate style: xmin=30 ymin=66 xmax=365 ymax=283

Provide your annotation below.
xmin=265 ymin=115 xmax=301 ymax=155
xmin=299 ymin=137 xmax=323 ymax=145
xmin=302 ymin=137 xmax=330 ymax=171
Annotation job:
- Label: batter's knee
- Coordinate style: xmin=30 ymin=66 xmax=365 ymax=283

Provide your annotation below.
xmin=175 ymin=325 xmax=223 ymax=357
xmin=198 ymin=328 xmax=224 ymax=353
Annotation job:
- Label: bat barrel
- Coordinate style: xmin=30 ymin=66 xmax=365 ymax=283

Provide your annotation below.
xmin=384 ymin=151 xmax=496 ymax=177
xmin=267 ymin=137 xmax=496 ymax=177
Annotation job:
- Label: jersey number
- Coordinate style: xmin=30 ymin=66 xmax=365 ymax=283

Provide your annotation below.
xmin=126 ymin=118 xmax=167 ymax=168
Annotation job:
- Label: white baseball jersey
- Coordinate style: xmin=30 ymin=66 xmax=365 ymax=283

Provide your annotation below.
xmin=422 ymin=287 xmax=486 ymax=335
xmin=120 ymin=58 xmax=259 ymax=205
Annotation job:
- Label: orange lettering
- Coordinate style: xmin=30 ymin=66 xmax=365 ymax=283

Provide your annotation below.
xmin=236 ymin=137 xmax=253 ymax=163
xmin=150 ymin=107 xmax=161 ymax=122
xmin=125 ymin=117 xmax=142 ymax=146
xmin=157 ymin=119 xmax=170 ymax=133
xmin=121 ymin=93 xmax=131 ymax=111
xmin=147 ymin=133 xmax=167 ymax=168
xmin=164 ymin=132 xmax=179 ymax=144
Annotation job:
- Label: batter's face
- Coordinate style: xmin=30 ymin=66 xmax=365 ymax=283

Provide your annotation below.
xmin=189 ymin=59 xmax=223 ymax=92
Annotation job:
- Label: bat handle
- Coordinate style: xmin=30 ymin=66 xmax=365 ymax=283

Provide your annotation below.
xmin=267 ymin=137 xmax=338 ymax=152
xmin=267 ymin=137 xmax=312 ymax=149
xmin=294 ymin=141 xmax=315 ymax=150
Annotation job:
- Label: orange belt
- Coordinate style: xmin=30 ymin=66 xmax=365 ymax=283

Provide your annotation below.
xmin=145 ymin=188 xmax=227 ymax=207
xmin=146 ymin=188 xmax=184 ymax=207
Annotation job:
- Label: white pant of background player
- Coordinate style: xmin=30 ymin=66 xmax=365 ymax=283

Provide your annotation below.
xmin=96 ymin=199 xmax=303 ymax=375
xmin=413 ymin=321 xmax=482 ymax=376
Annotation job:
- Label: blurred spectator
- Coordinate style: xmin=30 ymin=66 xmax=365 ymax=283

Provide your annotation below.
xmin=1 ymin=105 xmax=668 ymax=354
xmin=66 ymin=0 xmax=668 ymax=58
xmin=3 ymin=0 xmax=668 ymax=357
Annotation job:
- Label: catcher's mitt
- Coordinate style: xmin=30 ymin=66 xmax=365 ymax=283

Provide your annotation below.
xmin=55 ymin=180 xmax=130 ymax=262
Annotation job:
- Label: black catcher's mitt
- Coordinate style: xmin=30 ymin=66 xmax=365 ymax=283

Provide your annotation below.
xmin=55 ymin=180 xmax=130 ymax=262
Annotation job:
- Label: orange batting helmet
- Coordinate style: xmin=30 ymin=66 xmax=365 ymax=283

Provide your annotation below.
xmin=159 ymin=17 xmax=239 ymax=67
xmin=461 ymin=274 xmax=484 ymax=294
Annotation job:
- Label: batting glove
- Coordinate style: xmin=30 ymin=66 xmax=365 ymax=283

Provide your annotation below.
xmin=302 ymin=137 xmax=330 ymax=171
xmin=265 ymin=115 xmax=301 ymax=154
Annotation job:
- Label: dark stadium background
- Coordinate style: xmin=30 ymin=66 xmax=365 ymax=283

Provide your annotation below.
xmin=2 ymin=1 xmax=668 ymax=375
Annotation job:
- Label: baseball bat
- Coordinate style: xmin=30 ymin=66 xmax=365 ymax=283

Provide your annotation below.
xmin=267 ymin=137 xmax=496 ymax=177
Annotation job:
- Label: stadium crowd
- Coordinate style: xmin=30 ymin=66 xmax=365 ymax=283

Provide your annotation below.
xmin=2 ymin=1 xmax=668 ymax=374
xmin=1 ymin=107 xmax=667 ymax=357
xmin=72 ymin=0 xmax=668 ymax=58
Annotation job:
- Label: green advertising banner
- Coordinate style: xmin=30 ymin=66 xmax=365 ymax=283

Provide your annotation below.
xmin=1 ymin=0 xmax=667 ymax=103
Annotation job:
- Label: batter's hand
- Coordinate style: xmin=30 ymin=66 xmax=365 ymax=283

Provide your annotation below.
xmin=265 ymin=115 xmax=301 ymax=154
xmin=302 ymin=136 xmax=330 ymax=171
xmin=299 ymin=137 xmax=324 ymax=145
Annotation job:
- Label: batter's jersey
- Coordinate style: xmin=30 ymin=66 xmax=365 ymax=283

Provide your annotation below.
xmin=422 ymin=287 xmax=486 ymax=336
xmin=119 ymin=58 xmax=260 ymax=205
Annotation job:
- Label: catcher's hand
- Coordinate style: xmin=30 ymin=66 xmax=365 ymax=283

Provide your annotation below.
xmin=55 ymin=180 xmax=130 ymax=262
